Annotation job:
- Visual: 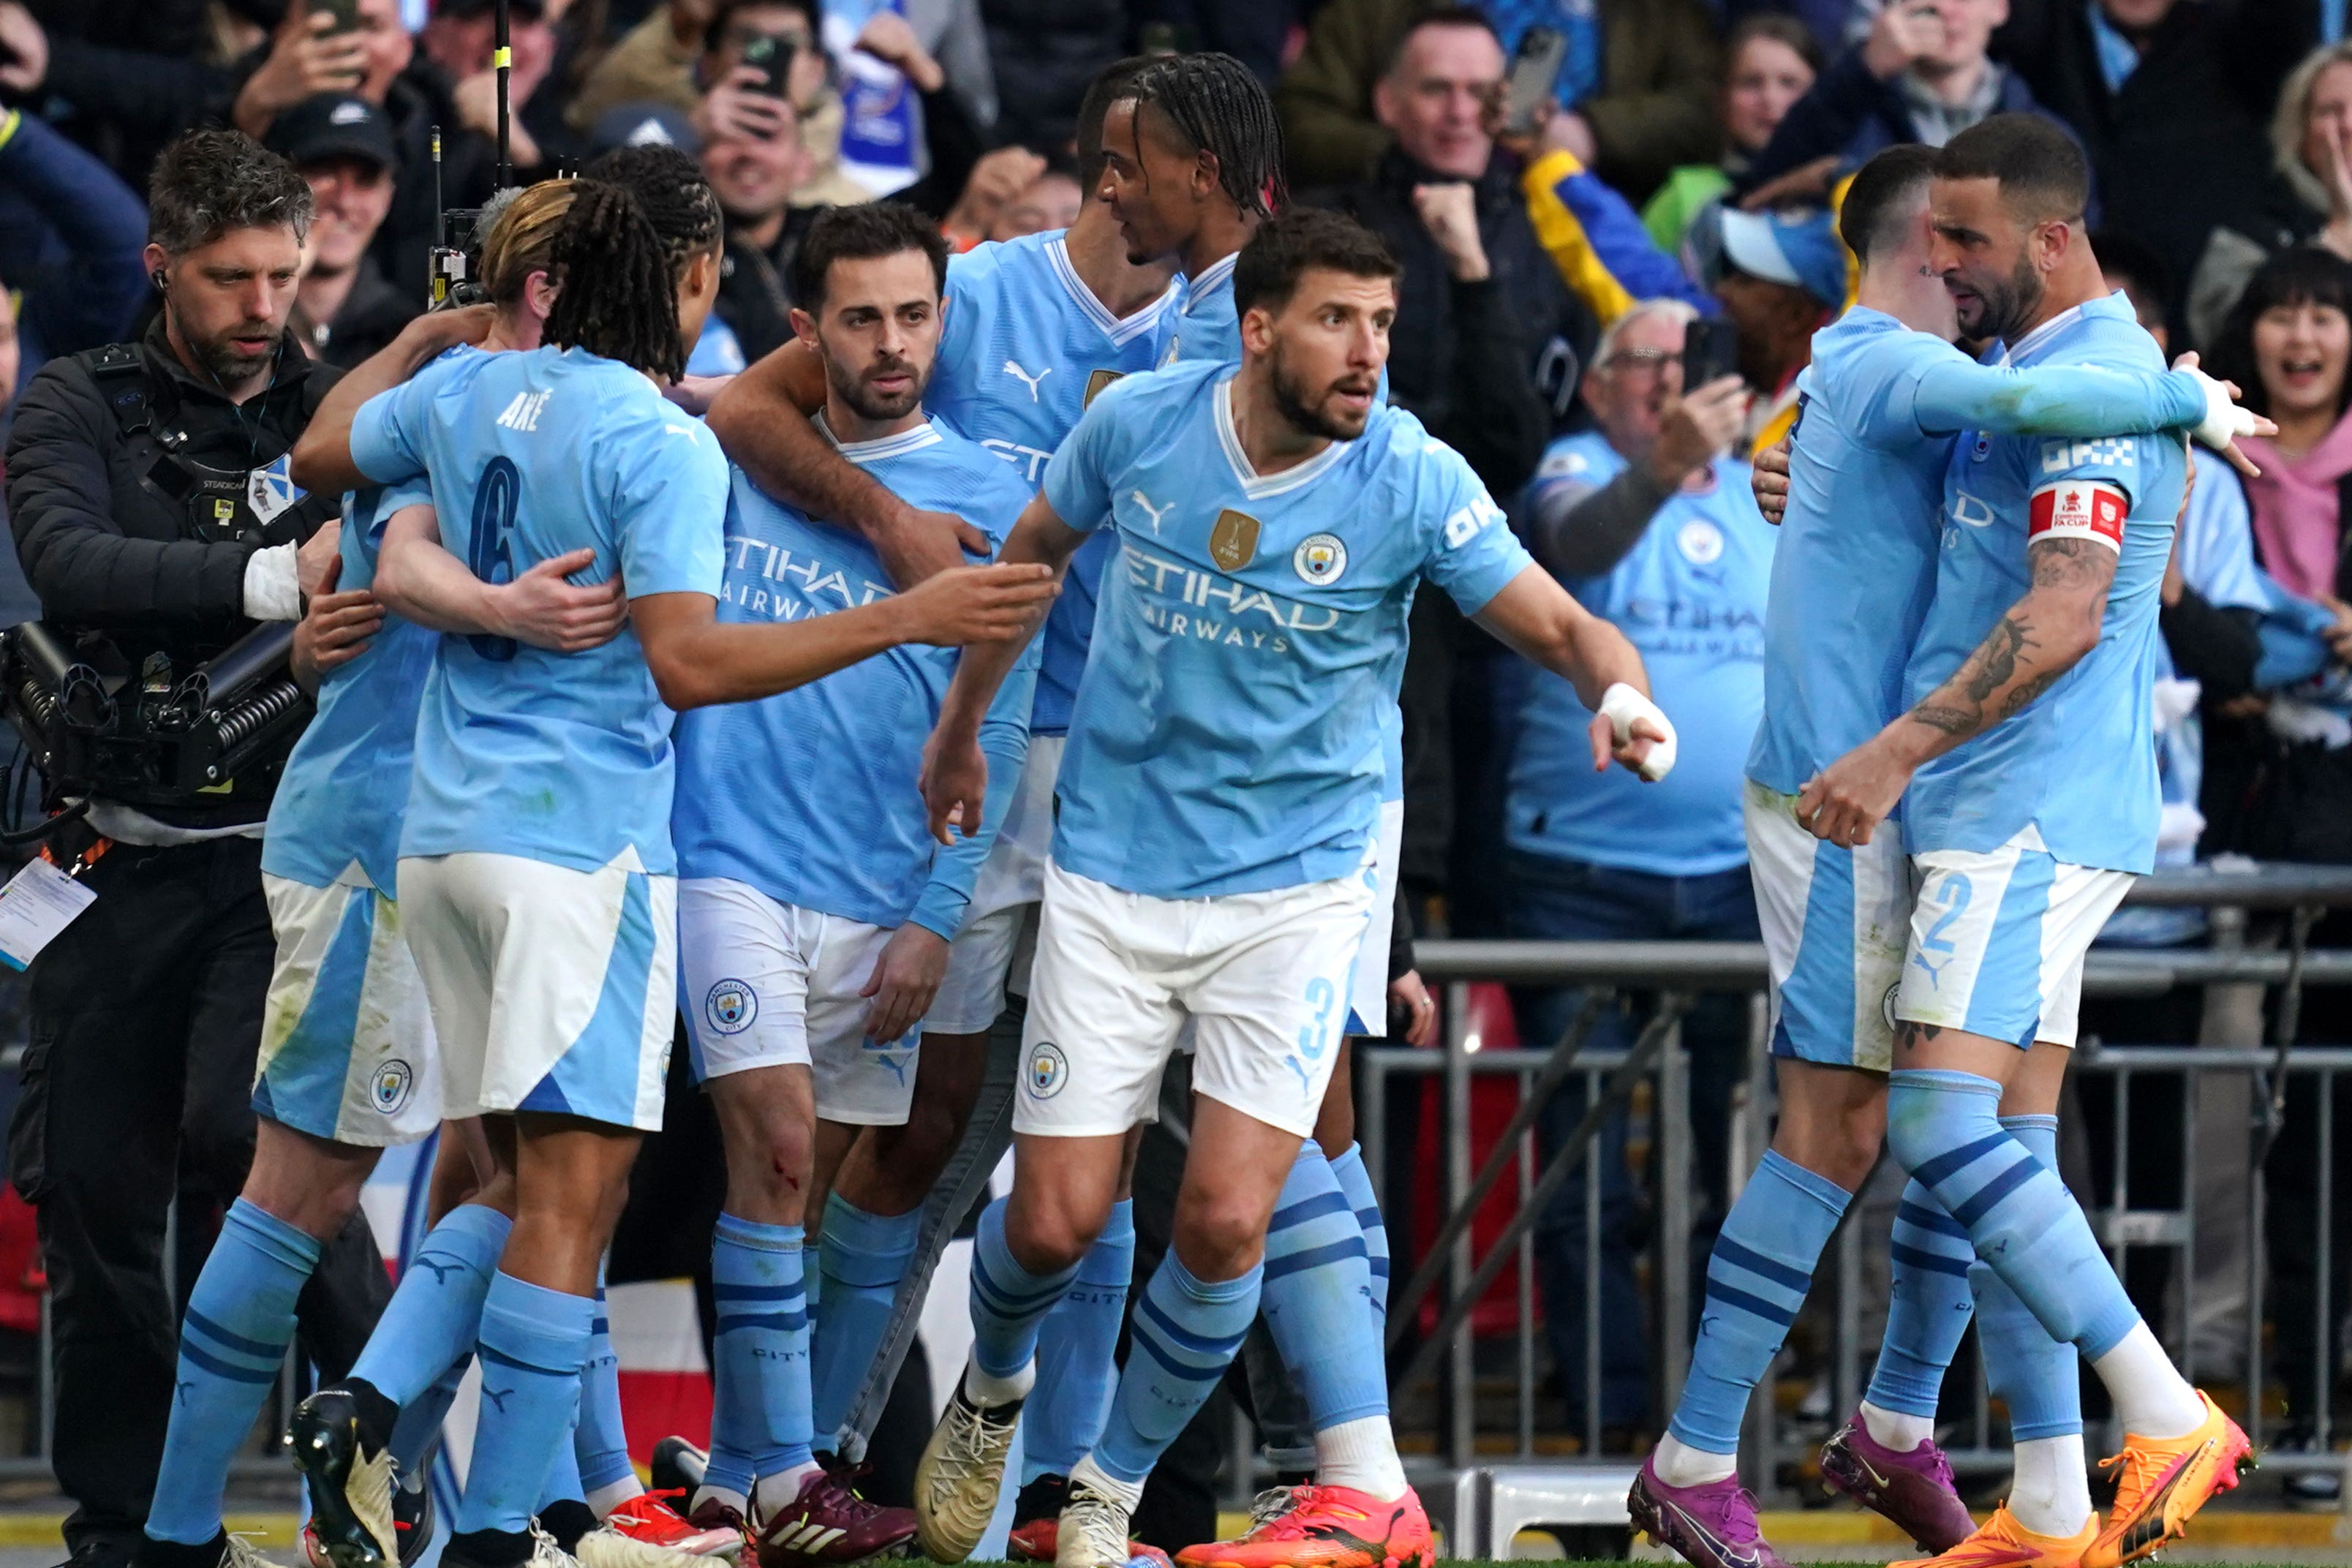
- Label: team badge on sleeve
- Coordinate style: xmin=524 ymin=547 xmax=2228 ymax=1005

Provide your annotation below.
xmin=2028 ymin=480 xmax=2127 ymax=552
xmin=1294 ymin=533 xmax=1347 ymax=585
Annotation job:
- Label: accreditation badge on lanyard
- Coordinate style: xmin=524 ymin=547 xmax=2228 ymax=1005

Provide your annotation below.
xmin=824 ymin=0 xmax=919 ymax=196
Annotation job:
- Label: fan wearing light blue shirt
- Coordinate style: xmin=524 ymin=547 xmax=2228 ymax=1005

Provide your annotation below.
xmin=1797 ymin=118 xmax=2251 ymax=1567
xmin=1626 ymin=140 xmax=2264 ymax=1568
xmin=665 ymin=205 xmax=1044 ymax=1548
xmin=904 ymin=208 xmax=1672 ymax=1568
xmin=1503 ymin=295 xmax=1774 ymax=1455
xmin=274 ymin=176 xmax=1055 ymax=1568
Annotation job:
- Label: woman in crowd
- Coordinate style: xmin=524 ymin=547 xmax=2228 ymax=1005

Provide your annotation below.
xmin=2191 ymin=39 xmax=2352 ymax=347
xmin=1640 ymin=15 xmax=1821 ymax=250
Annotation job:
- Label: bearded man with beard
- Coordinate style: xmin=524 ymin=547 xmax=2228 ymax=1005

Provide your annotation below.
xmin=663 ymin=199 xmax=1044 ymax=1567
xmin=1 ymin=127 xmax=386 ymax=1568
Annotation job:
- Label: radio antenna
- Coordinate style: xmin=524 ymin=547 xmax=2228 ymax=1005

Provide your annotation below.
xmin=492 ymin=0 xmax=513 ymax=188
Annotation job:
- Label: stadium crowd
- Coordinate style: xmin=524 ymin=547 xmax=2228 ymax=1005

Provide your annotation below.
xmin=1 ymin=3 xmax=2350 ymax=1568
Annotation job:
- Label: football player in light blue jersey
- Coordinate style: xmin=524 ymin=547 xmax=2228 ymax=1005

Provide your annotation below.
xmin=662 ymin=205 xmax=1041 ymax=1564
xmin=1798 ymin=118 xmax=2254 ymax=1568
xmin=279 ymin=175 xmax=1055 ymax=1568
xmin=905 ymin=210 xmax=1670 ymax=1568
xmin=1628 ymin=143 xmax=2269 ymax=1568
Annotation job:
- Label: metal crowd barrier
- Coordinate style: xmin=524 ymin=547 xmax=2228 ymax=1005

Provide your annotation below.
xmin=1357 ymin=863 xmax=2352 ymax=1526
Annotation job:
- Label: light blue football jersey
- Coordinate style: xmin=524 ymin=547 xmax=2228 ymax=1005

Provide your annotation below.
xmin=1163 ymin=252 xmax=1240 ymax=367
xmin=930 ymin=230 xmax=1180 ymax=736
xmin=671 ymin=419 xmax=1039 ymax=936
xmin=1747 ymin=304 xmax=2209 ymax=799
xmin=1509 ymin=431 xmax=1773 ymax=876
xmin=350 ymin=344 xmax=729 ymax=875
xmin=1904 ymin=294 xmax=2190 ymax=872
xmin=1041 ymin=361 xmax=1531 ymax=898
xmin=261 ymin=472 xmax=440 ymax=894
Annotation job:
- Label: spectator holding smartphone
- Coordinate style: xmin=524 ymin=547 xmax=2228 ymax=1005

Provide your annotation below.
xmin=1735 ymin=0 xmax=2072 ymax=211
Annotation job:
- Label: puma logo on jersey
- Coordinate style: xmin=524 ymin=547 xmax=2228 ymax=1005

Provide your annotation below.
xmin=495 ymin=389 xmax=551 ymax=431
xmin=1002 ymin=359 xmax=1052 ymax=402
xmin=1130 ymin=489 xmax=1172 ymax=534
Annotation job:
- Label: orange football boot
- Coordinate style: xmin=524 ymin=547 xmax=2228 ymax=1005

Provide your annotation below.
xmin=2084 ymin=1391 xmax=2254 ymax=1567
xmin=1173 ymin=1485 xmax=1432 ymax=1568
xmin=1889 ymin=1504 xmax=2095 ymax=1568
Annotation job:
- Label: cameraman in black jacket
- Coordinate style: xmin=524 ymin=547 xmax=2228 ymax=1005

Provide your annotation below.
xmin=1 ymin=129 xmax=389 ymax=1568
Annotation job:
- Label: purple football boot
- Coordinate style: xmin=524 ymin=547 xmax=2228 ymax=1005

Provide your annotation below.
xmin=1627 ymin=1457 xmax=1793 ymax=1568
xmin=1820 ymin=1414 xmax=1976 ymax=1554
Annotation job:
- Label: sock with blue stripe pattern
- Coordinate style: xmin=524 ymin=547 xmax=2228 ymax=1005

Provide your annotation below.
xmin=1863 ymin=1172 xmax=1978 ymax=1443
xmin=1021 ymin=1199 xmax=1134 ymax=1482
xmin=1094 ymin=1253 xmax=1261 ymax=1486
xmin=576 ymin=1271 xmax=642 ymax=1511
xmin=455 ymin=1273 xmax=595 ymax=1536
xmin=810 ymin=1195 xmax=919 ymax=1447
xmin=145 ymin=1199 xmax=322 ymax=1545
xmin=1659 ymin=1150 xmax=1849 ymax=1482
xmin=965 ymin=1197 xmax=1078 ymax=1405
xmin=705 ymin=1214 xmax=814 ymax=1501
xmin=1886 ymin=1069 xmax=2201 ymax=1436
xmin=1261 ymin=1146 xmax=1403 ymax=1496
xmin=352 ymin=1202 xmax=513 ymax=1406
xmin=1327 ymin=1142 xmax=1389 ymax=1335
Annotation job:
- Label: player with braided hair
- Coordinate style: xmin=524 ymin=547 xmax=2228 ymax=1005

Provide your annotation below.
xmin=282 ymin=170 xmax=1054 ymax=1568
xmin=1103 ymin=51 xmax=1285 ymax=363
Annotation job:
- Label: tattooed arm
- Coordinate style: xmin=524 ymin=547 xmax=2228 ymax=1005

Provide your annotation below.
xmin=1794 ymin=535 xmax=2117 ymax=846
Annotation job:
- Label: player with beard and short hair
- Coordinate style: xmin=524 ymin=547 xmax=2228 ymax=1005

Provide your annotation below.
xmin=665 ymin=200 xmax=1044 ymax=1568
xmin=906 ymin=207 xmax=1673 ymax=1568
xmin=1798 ymin=114 xmax=2255 ymax=1568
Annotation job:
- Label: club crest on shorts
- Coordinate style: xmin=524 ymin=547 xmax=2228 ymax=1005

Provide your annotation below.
xmin=1209 ymin=509 xmax=1260 ymax=573
xmin=1293 ymin=532 xmax=1346 ymax=585
xmin=706 ymin=979 xmax=758 ymax=1035
xmin=1026 ymin=1041 xmax=1068 ymax=1098
xmin=372 ymin=1059 xmax=415 ymax=1115
xmin=1084 ymin=368 xmax=1123 ymax=407
xmin=1881 ymin=983 xmax=1901 ymax=1034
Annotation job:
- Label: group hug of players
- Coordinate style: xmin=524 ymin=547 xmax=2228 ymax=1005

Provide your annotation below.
xmin=116 ymin=34 xmax=2284 ymax=1568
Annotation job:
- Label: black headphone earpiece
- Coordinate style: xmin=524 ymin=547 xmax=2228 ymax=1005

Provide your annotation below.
xmin=151 ymin=269 xmax=167 ymax=292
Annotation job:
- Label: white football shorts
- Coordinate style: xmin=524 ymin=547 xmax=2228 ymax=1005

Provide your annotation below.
xmin=1014 ymin=858 xmax=1376 ymax=1140
xmin=677 ymin=877 xmax=920 ymax=1126
xmin=1896 ymin=825 xmax=2134 ymax=1050
xmin=398 ymin=850 xmax=674 ymax=1131
xmin=1744 ymin=781 xmax=1911 ymax=1074
xmin=1343 ymin=797 xmax=1404 ymax=1039
xmin=252 ymin=869 xmax=440 ymax=1146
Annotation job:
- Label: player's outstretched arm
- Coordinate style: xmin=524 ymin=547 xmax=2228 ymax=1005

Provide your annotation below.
xmin=921 ymin=495 xmax=1088 ymax=843
xmin=633 ymin=559 xmax=1054 ymax=712
xmin=1901 ymin=348 xmax=2272 ymax=478
xmin=1798 ymin=533 xmax=2116 ymax=846
xmin=706 ymin=338 xmax=987 ymax=589
xmin=1471 ymin=564 xmax=1677 ymax=780
xmin=290 ymin=306 xmax=497 ymax=495
xmin=375 ymin=505 xmax=630 ymax=651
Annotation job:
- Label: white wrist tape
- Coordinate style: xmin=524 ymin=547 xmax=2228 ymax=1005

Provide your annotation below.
xmin=1599 ymin=682 xmax=1677 ymax=783
xmin=2186 ymin=366 xmax=2261 ymax=451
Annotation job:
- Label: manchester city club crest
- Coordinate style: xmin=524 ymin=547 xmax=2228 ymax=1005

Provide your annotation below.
xmin=1677 ymin=519 xmax=1724 ymax=565
xmin=706 ymin=979 xmax=758 ymax=1035
xmin=372 ymin=1059 xmax=415 ymax=1115
xmin=1027 ymin=1041 xmax=1068 ymax=1098
xmin=1293 ymin=532 xmax=1347 ymax=585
